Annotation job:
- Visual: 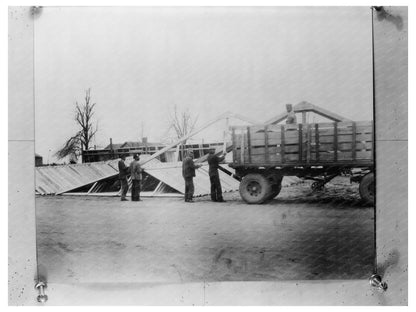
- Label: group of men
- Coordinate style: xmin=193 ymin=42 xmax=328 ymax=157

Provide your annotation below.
xmin=118 ymin=153 xmax=142 ymax=201
xmin=118 ymin=148 xmax=226 ymax=203
xmin=181 ymin=149 xmax=226 ymax=203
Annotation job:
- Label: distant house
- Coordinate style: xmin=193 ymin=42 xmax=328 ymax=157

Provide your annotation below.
xmin=35 ymin=153 xmax=43 ymax=167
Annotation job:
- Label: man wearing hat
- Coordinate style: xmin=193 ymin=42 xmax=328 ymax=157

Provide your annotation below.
xmin=207 ymin=149 xmax=226 ymax=202
xmin=118 ymin=154 xmax=129 ymax=201
xmin=182 ymin=151 xmax=202 ymax=202
xmin=130 ymin=153 xmax=142 ymax=201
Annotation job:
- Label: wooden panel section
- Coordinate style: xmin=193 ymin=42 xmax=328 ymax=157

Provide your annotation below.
xmin=237 ymin=145 xmax=301 ymax=155
xmin=306 ymin=124 xmax=312 ymax=163
xmin=311 ymin=133 xmax=372 ymax=143
xmin=310 ymin=142 xmax=373 ymax=152
xmin=282 ymin=154 xmax=303 ymax=162
xmin=231 ymin=120 xmax=374 ymax=166
xmin=352 ymin=122 xmax=357 ymax=161
xmin=315 ymin=123 xmax=320 ymax=162
xmin=279 ymin=145 xmax=300 ymax=153
xmin=311 ymin=151 xmax=372 ymax=161
xmin=338 ymin=120 xmax=372 ymax=127
xmin=247 ymin=127 xmax=252 ymax=163
xmin=240 ymin=133 xmax=245 ymax=164
xmin=250 ymin=131 xmax=268 ymax=141
xmin=264 ymin=126 xmax=269 ymax=163
xmin=250 ymin=147 xmax=278 ymax=156
xmin=232 ymin=128 xmax=237 ymax=163
xmin=245 ymin=154 xmax=282 ymax=163
xmin=251 ymin=137 xmax=280 ymax=146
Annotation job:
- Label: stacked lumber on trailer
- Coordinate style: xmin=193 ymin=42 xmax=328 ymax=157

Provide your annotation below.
xmin=232 ymin=121 xmax=373 ymax=166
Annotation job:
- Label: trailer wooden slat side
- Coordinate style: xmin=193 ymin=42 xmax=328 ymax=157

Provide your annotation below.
xmin=231 ymin=120 xmax=374 ymax=167
xmin=240 ymin=132 xmax=245 ymax=164
xmin=247 ymin=126 xmax=252 ymax=163
xmin=315 ymin=123 xmax=320 ymax=162
xmin=306 ymin=124 xmax=311 ymax=163
xmin=352 ymin=122 xmax=357 ymax=161
xmin=298 ymin=124 xmax=303 ymax=162
xmin=232 ymin=128 xmax=237 ymax=164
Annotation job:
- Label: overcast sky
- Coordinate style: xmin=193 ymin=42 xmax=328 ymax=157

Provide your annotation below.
xmin=34 ymin=6 xmax=373 ymax=162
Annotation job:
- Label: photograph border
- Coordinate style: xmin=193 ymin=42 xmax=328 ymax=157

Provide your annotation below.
xmin=7 ymin=5 xmax=408 ymax=306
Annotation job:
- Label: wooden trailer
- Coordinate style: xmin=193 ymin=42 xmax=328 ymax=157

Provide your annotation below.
xmin=229 ymin=121 xmax=375 ymax=205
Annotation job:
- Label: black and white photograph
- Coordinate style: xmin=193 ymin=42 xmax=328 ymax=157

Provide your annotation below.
xmin=7 ymin=4 xmax=408 ymax=306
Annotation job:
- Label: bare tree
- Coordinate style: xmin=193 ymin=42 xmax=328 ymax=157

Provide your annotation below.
xmin=55 ymin=89 xmax=98 ymax=161
xmin=168 ymin=105 xmax=198 ymax=144
xmin=75 ymin=88 xmax=97 ymax=151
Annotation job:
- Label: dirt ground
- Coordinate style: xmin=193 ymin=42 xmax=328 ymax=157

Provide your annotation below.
xmin=36 ymin=176 xmax=374 ymax=283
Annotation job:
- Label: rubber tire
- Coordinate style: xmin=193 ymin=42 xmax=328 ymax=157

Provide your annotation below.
xmin=265 ymin=174 xmax=283 ymax=200
xmin=239 ymin=173 xmax=272 ymax=204
xmin=359 ymin=172 xmax=375 ymax=205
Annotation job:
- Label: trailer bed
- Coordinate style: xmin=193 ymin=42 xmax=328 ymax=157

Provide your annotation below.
xmin=230 ymin=121 xmax=374 ymax=168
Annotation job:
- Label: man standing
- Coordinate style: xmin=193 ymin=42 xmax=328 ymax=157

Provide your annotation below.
xmin=285 ymin=103 xmax=297 ymax=124
xmin=118 ymin=154 xmax=129 ymax=201
xmin=182 ymin=151 xmax=201 ymax=202
xmin=207 ymin=149 xmax=226 ymax=202
xmin=130 ymin=154 xmax=142 ymax=201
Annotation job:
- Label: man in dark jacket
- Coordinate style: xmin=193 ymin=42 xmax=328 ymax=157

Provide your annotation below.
xmin=182 ymin=151 xmax=201 ymax=202
xmin=130 ymin=154 xmax=142 ymax=201
xmin=207 ymin=149 xmax=226 ymax=202
xmin=118 ymin=154 xmax=129 ymax=201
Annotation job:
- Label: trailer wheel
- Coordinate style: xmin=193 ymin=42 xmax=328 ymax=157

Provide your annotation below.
xmin=239 ymin=173 xmax=272 ymax=204
xmin=265 ymin=173 xmax=283 ymax=200
xmin=359 ymin=172 xmax=375 ymax=205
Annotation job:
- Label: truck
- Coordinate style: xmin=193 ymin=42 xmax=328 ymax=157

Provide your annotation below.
xmin=229 ymin=120 xmax=375 ymax=205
